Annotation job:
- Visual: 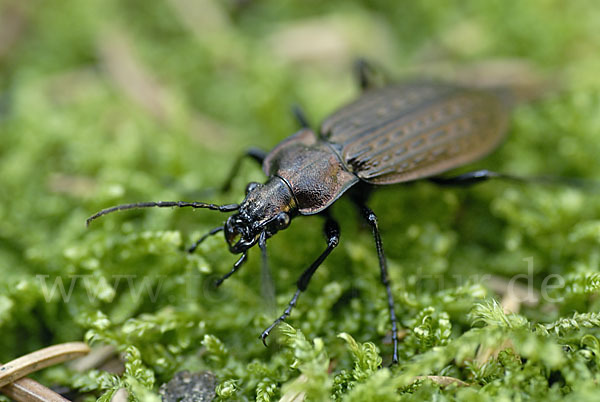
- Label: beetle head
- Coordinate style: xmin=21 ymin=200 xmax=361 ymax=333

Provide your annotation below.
xmin=225 ymin=177 xmax=296 ymax=253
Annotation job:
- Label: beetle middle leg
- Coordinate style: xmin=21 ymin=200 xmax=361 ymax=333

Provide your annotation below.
xmin=261 ymin=217 xmax=340 ymax=345
xmin=221 ymin=147 xmax=267 ymax=192
xmin=355 ymin=203 xmax=399 ymax=364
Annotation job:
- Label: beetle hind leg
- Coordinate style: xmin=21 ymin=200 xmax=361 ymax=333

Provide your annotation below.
xmin=260 ymin=217 xmax=340 ymax=345
xmin=357 ymin=204 xmax=399 ymax=364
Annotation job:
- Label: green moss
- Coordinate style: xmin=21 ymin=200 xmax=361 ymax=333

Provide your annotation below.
xmin=1 ymin=0 xmax=600 ymax=400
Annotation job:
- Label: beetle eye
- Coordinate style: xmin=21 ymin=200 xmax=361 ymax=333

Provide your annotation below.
xmin=275 ymin=212 xmax=290 ymax=230
xmin=245 ymin=182 xmax=261 ymax=195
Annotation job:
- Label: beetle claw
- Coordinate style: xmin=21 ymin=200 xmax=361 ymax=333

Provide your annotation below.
xmin=260 ymin=331 xmax=269 ymax=347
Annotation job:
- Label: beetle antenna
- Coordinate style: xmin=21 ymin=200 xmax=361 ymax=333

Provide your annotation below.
xmin=86 ymin=201 xmax=239 ymax=226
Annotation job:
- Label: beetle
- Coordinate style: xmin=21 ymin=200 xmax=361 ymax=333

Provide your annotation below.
xmin=87 ymin=61 xmax=516 ymax=364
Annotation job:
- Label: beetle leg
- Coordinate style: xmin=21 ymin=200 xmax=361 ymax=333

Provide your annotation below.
xmin=354 ymin=58 xmax=388 ymax=91
xmin=429 ymin=169 xmax=596 ymax=189
xmin=292 ymin=104 xmax=311 ymax=129
xmin=428 ymin=169 xmax=511 ymax=186
xmin=358 ymin=204 xmax=399 ymax=364
xmin=221 ymin=148 xmax=267 ymax=192
xmin=261 ymin=218 xmax=340 ymax=346
xmin=188 ymin=225 xmax=224 ymax=253
xmin=215 ymin=252 xmax=248 ymax=287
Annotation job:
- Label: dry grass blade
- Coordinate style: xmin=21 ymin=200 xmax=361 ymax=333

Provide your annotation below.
xmin=110 ymin=388 xmax=128 ymax=402
xmin=0 ymin=342 xmax=90 ymax=388
xmin=279 ymin=374 xmax=307 ymax=402
xmin=475 ymin=338 xmax=515 ymax=367
xmin=68 ymin=345 xmax=116 ymax=372
xmin=0 ymin=377 xmax=70 ymax=402
xmin=413 ymin=376 xmax=469 ymax=387
xmin=165 ymin=0 xmax=228 ymax=38
xmin=97 ymin=29 xmax=171 ymax=122
xmin=0 ymin=1 xmax=29 ymax=60
xmin=486 ymin=275 xmax=540 ymax=314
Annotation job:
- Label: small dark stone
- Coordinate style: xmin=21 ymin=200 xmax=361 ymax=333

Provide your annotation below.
xmin=159 ymin=370 xmax=217 ymax=402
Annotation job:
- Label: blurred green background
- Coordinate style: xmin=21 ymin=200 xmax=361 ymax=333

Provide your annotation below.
xmin=1 ymin=0 xmax=600 ymax=400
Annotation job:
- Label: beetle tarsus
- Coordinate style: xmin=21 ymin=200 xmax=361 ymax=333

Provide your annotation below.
xmin=215 ymin=252 xmax=248 ymax=287
xmin=429 ymin=169 xmax=506 ymax=186
xmin=188 ymin=226 xmax=224 ymax=253
xmin=261 ymin=288 xmax=301 ymax=346
xmin=261 ymin=333 xmax=268 ymax=347
xmin=358 ymin=204 xmax=399 ymax=365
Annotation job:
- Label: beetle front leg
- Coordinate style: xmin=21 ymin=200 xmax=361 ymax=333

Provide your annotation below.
xmin=215 ymin=252 xmax=248 ymax=287
xmin=261 ymin=217 xmax=340 ymax=345
xmin=188 ymin=225 xmax=224 ymax=253
xmin=358 ymin=205 xmax=399 ymax=364
xmin=221 ymin=148 xmax=267 ymax=192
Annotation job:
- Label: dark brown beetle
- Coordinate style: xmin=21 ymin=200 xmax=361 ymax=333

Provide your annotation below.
xmin=87 ymin=62 xmax=514 ymax=363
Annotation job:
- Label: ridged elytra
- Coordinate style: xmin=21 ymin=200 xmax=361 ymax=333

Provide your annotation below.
xmin=87 ymin=61 xmax=512 ymax=364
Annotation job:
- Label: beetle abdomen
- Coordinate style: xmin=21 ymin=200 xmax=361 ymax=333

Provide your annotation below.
xmin=321 ymin=82 xmax=509 ymax=185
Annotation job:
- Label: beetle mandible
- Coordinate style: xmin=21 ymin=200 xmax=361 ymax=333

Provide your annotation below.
xmin=87 ymin=61 xmax=514 ymax=364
